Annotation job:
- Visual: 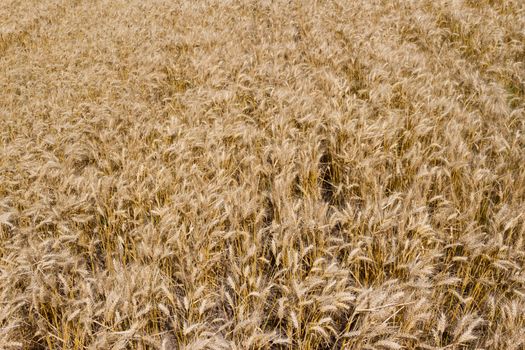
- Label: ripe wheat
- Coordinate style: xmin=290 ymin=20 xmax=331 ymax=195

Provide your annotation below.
xmin=1 ymin=0 xmax=524 ymax=349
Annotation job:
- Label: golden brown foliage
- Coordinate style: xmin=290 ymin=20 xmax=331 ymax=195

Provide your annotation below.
xmin=1 ymin=0 xmax=524 ymax=349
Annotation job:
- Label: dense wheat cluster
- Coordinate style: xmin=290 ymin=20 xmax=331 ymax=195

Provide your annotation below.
xmin=1 ymin=0 xmax=524 ymax=349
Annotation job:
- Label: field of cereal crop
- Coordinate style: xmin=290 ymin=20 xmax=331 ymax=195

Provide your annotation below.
xmin=1 ymin=1 xmax=524 ymax=348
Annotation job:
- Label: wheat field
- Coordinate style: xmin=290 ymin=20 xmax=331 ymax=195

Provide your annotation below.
xmin=1 ymin=0 xmax=524 ymax=349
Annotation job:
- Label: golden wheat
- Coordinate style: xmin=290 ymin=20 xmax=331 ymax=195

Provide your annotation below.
xmin=1 ymin=0 xmax=524 ymax=349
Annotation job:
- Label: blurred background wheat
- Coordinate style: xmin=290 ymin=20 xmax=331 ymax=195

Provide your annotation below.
xmin=0 ymin=0 xmax=524 ymax=349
